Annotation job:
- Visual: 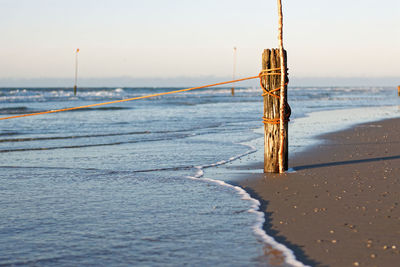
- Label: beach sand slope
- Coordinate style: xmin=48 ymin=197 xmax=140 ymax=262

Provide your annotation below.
xmin=239 ymin=118 xmax=400 ymax=266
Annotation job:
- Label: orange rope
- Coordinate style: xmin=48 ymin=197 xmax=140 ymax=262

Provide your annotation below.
xmin=262 ymin=118 xmax=281 ymax=125
xmin=0 ymin=76 xmax=259 ymax=121
xmin=258 ymin=68 xmax=290 ymax=125
xmin=259 ymin=68 xmax=281 ymax=98
xmin=0 ymin=69 xmax=289 ymax=122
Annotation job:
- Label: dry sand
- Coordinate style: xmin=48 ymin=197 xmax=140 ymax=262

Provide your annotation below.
xmin=238 ymin=118 xmax=400 ymax=266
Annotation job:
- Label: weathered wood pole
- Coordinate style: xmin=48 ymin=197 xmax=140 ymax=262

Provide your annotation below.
xmin=261 ymin=49 xmax=288 ymax=173
xmin=74 ymin=48 xmax=79 ymax=96
xmin=277 ymin=0 xmax=287 ymax=173
xmin=398 ymin=85 xmax=400 ymax=96
xmin=231 ymin=46 xmax=237 ymax=96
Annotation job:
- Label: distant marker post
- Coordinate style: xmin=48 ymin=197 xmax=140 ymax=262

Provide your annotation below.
xmin=74 ymin=48 xmax=80 ymax=96
xmin=231 ymin=46 xmax=237 ymax=96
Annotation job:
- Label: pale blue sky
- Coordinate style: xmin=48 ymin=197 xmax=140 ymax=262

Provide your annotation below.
xmin=0 ymin=0 xmax=399 ymax=82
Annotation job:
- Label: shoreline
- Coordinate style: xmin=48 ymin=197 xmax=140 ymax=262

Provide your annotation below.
xmin=234 ymin=118 xmax=400 ymax=266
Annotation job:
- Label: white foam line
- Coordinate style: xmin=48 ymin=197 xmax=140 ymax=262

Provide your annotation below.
xmin=186 ymin=144 xmax=308 ymax=267
xmin=193 ymin=144 xmax=257 ymax=174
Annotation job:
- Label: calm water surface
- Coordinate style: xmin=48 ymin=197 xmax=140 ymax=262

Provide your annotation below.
xmin=0 ymin=86 xmax=398 ymax=266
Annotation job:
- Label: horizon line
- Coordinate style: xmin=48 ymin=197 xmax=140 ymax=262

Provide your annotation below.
xmin=0 ymin=76 xmax=398 ymax=87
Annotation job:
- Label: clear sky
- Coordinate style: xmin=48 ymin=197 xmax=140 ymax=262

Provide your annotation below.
xmin=0 ymin=0 xmax=399 ymax=84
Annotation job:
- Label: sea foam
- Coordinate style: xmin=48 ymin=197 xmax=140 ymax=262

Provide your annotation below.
xmin=187 ymin=143 xmax=308 ymax=267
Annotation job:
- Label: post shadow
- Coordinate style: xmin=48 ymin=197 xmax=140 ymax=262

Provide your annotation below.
xmin=293 ymin=155 xmax=400 ymax=171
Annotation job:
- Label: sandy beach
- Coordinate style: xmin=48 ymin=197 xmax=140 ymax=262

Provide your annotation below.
xmin=237 ymin=118 xmax=400 ymax=266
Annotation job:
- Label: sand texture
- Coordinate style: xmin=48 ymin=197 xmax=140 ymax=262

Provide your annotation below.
xmin=239 ymin=118 xmax=400 ymax=267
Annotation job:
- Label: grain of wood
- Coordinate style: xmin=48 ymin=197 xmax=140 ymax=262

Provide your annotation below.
xmin=262 ymin=49 xmax=288 ymax=173
xmin=277 ymin=0 xmax=287 ymax=173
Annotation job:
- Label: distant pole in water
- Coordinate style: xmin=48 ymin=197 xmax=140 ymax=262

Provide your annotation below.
xmin=231 ymin=47 xmax=237 ymax=96
xmin=74 ymin=48 xmax=80 ymax=96
xmin=398 ymin=85 xmax=400 ymax=96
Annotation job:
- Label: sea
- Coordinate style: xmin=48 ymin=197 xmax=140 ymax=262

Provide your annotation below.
xmin=1 ymin=85 xmax=399 ymax=266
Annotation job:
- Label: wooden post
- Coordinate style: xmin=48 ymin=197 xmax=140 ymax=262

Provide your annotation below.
xmin=261 ymin=0 xmax=289 ymax=173
xmin=398 ymin=85 xmax=400 ymax=96
xmin=74 ymin=48 xmax=79 ymax=96
xmin=277 ymin=0 xmax=287 ymax=173
xmin=231 ymin=47 xmax=237 ymax=96
xmin=262 ymin=49 xmax=288 ymax=173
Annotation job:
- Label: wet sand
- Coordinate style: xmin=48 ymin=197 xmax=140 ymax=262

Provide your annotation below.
xmin=238 ymin=118 xmax=400 ymax=266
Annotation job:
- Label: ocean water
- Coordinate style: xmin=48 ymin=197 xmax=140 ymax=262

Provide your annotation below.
xmin=0 ymin=86 xmax=399 ymax=266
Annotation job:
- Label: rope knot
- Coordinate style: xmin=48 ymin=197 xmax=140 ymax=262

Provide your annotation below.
xmin=259 ymin=67 xmax=290 ymax=125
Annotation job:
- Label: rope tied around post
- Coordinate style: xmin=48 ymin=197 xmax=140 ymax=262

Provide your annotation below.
xmin=258 ymin=68 xmax=291 ymax=125
xmin=261 ymin=47 xmax=290 ymax=173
